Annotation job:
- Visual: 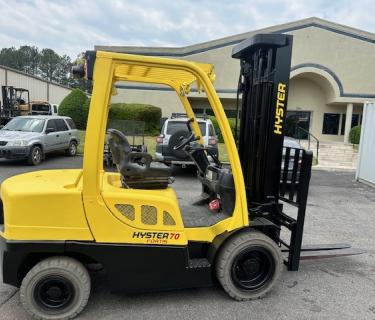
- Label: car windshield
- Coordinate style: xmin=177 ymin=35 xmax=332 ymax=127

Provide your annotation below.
xmin=166 ymin=121 xmax=206 ymax=135
xmin=32 ymin=104 xmax=50 ymax=112
xmin=2 ymin=118 xmax=45 ymax=133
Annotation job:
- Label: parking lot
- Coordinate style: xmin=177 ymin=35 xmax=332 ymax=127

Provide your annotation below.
xmin=0 ymin=156 xmax=374 ymax=320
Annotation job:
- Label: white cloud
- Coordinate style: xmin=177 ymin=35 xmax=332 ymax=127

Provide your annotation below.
xmin=0 ymin=0 xmax=374 ymax=59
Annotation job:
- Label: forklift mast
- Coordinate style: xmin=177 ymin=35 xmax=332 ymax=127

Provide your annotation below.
xmin=233 ymin=34 xmax=313 ymax=271
xmin=232 ymin=34 xmax=293 ymax=203
xmin=231 ymin=34 xmax=364 ymax=271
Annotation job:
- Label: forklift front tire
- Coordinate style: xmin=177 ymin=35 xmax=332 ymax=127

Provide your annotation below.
xmin=20 ymin=256 xmax=91 ymax=320
xmin=216 ymin=230 xmax=283 ymax=301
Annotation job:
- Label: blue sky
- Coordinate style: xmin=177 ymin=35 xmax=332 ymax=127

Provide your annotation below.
xmin=1 ymin=0 xmax=374 ymax=58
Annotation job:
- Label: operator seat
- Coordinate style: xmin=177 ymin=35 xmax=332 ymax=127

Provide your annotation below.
xmin=107 ymin=129 xmax=172 ymax=189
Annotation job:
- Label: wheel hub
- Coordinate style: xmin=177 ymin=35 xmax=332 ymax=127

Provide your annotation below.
xmin=33 ymin=149 xmax=40 ymax=161
xmin=46 ymin=286 xmax=63 ymax=300
xmin=70 ymin=144 xmax=76 ymax=154
xmin=34 ymin=276 xmax=75 ymax=310
xmin=242 ymin=258 xmax=261 ymax=275
xmin=231 ymin=246 xmax=275 ymax=291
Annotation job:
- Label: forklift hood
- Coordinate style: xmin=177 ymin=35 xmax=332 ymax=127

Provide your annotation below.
xmin=0 ymin=169 xmax=93 ymax=241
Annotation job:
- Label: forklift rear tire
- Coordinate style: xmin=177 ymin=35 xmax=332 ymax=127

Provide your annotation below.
xmin=20 ymin=256 xmax=91 ymax=320
xmin=216 ymin=230 xmax=282 ymax=301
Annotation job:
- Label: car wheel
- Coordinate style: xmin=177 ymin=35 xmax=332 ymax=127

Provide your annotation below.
xmin=65 ymin=141 xmax=78 ymax=156
xmin=20 ymin=256 xmax=91 ymax=320
xmin=216 ymin=230 xmax=283 ymax=301
xmin=27 ymin=145 xmax=43 ymax=165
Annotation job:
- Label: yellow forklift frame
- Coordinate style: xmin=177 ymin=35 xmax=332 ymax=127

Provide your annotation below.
xmin=0 ymin=51 xmax=248 ymax=245
xmin=82 ymin=51 xmax=248 ymax=244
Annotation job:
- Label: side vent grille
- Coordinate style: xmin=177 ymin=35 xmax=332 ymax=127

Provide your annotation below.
xmin=141 ymin=205 xmax=157 ymax=225
xmin=115 ymin=204 xmax=135 ymax=221
xmin=163 ymin=211 xmax=176 ymax=225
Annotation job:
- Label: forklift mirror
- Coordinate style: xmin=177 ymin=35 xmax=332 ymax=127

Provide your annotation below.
xmin=72 ymin=64 xmax=86 ymax=79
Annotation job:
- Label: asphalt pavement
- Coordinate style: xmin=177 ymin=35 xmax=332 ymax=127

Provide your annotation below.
xmin=0 ymin=156 xmax=374 ymax=319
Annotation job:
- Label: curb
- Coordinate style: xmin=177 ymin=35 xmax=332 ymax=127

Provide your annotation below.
xmin=312 ymin=166 xmax=356 ymax=172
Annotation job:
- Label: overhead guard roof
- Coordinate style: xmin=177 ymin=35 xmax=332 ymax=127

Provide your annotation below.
xmin=96 ymin=51 xmax=216 ymax=92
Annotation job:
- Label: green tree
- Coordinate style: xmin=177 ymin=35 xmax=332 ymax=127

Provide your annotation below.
xmin=0 ymin=45 xmax=92 ymax=92
xmin=39 ymin=48 xmax=62 ymax=82
xmin=0 ymin=47 xmax=21 ymax=69
xmin=58 ymin=89 xmax=88 ymax=129
xmin=18 ymin=46 xmax=40 ymax=75
xmin=349 ymin=125 xmax=361 ymax=145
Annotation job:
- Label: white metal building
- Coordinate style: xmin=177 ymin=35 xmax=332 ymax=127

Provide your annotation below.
xmin=0 ymin=65 xmax=71 ymax=105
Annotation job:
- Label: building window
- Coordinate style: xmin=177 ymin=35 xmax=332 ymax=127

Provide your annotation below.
xmin=340 ymin=114 xmax=360 ymax=135
xmin=323 ymin=113 xmax=340 ymax=135
xmin=285 ymin=111 xmax=311 ymax=139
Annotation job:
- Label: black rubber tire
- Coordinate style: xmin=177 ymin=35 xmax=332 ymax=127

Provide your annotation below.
xmin=215 ymin=230 xmax=283 ymax=301
xmin=27 ymin=145 xmax=43 ymax=165
xmin=20 ymin=256 xmax=91 ymax=320
xmin=65 ymin=141 xmax=78 ymax=156
xmin=168 ymin=130 xmax=190 ymax=159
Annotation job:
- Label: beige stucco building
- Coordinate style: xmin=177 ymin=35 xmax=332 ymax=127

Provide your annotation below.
xmin=96 ymin=17 xmax=375 ymax=143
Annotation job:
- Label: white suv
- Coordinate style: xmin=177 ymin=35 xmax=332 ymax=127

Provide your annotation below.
xmin=155 ymin=113 xmax=218 ymax=166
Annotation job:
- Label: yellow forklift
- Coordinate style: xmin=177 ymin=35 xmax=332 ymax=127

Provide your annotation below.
xmin=0 ymin=34 xmax=363 ymax=319
xmin=0 ymin=86 xmax=30 ymax=125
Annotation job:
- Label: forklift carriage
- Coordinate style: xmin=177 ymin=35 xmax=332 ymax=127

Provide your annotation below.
xmin=0 ymin=34 xmax=363 ymax=320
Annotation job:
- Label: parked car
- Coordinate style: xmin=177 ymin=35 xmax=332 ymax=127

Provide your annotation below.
xmin=155 ymin=113 xmax=219 ymax=166
xmin=0 ymin=115 xmax=79 ymax=165
xmin=30 ymin=101 xmax=58 ymax=116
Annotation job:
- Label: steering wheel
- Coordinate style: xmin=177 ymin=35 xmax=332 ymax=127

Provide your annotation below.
xmin=173 ymin=132 xmax=196 ymax=150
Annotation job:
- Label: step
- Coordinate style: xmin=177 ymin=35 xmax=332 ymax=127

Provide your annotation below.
xmin=187 ymin=258 xmax=211 ymax=269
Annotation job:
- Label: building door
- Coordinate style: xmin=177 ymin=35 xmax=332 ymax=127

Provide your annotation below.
xmin=285 ymin=111 xmax=311 ymax=139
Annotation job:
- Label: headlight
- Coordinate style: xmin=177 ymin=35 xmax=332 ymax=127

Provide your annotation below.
xmin=7 ymin=140 xmax=28 ymax=147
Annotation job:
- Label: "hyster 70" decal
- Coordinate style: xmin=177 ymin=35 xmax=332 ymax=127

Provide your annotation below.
xmin=274 ymin=83 xmax=286 ymax=135
xmin=132 ymin=231 xmax=181 ymax=244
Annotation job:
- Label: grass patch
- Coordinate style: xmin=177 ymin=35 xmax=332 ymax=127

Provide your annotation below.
xmin=77 ymin=130 xmax=86 ymax=154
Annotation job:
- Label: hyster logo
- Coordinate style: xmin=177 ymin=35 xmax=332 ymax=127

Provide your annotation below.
xmin=274 ymin=83 xmax=286 ymax=135
xmin=132 ymin=232 xmax=180 ymax=242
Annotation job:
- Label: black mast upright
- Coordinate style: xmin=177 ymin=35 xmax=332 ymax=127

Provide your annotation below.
xmin=232 ymin=34 xmax=293 ymax=204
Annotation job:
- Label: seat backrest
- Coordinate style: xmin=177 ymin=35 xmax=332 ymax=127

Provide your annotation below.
xmin=107 ymin=129 xmax=171 ymax=189
xmin=107 ymin=129 xmax=132 ymax=166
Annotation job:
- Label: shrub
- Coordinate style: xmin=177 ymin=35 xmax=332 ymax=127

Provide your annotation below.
xmin=109 ymin=103 xmax=162 ymax=135
xmin=210 ymin=116 xmax=240 ymax=142
xmin=58 ymin=89 xmax=88 ymax=129
xmin=349 ymin=125 xmax=361 ymax=145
